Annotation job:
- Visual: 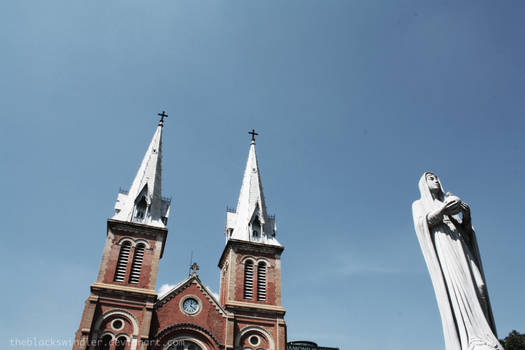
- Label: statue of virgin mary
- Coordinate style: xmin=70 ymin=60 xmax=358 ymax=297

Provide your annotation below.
xmin=412 ymin=172 xmax=503 ymax=350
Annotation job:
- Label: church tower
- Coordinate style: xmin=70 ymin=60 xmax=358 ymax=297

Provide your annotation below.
xmin=218 ymin=131 xmax=287 ymax=350
xmin=73 ymin=116 xmax=171 ymax=350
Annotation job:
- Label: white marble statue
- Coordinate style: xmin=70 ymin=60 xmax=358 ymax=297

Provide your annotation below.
xmin=412 ymin=172 xmax=504 ymax=350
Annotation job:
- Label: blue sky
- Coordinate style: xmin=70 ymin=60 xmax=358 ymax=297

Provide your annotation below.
xmin=1 ymin=1 xmax=525 ymax=349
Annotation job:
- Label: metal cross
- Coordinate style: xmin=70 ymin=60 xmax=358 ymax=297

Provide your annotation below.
xmin=158 ymin=111 xmax=168 ymax=125
xmin=248 ymin=129 xmax=259 ymax=142
xmin=189 ymin=262 xmax=200 ymax=276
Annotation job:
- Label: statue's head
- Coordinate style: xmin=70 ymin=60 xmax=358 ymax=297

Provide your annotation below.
xmin=425 ymin=172 xmax=441 ymax=193
xmin=419 ymin=172 xmax=444 ymax=202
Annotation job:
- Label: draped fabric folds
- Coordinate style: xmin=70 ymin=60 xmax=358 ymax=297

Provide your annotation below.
xmin=412 ymin=173 xmax=503 ymax=350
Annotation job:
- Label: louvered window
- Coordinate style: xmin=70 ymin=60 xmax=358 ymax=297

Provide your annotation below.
xmin=114 ymin=241 xmax=131 ymax=282
xmin=257 ymin=262 xmax=267 ymax=301
xmin=129 ymin=243 xmax=145 ymax=284
xmin=244 ymin=260 xmax=254 ymax=299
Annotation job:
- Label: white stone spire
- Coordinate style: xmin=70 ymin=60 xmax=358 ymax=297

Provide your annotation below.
xmin=225 ymin=136 xmax=280 ymax=246
xmin=112 ymin=119 xmax=170 ymax=227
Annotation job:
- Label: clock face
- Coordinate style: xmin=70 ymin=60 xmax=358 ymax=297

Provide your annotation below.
xmin=182 ymin=298 xmax=199 ymax=314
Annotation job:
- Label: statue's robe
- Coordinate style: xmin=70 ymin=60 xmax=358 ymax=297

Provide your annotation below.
xmin=412 ymin=173 xmax=503 ymax=350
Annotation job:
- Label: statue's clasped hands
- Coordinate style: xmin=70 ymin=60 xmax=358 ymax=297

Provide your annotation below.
xmin=442 ymin=194 xmax=470 ymax=217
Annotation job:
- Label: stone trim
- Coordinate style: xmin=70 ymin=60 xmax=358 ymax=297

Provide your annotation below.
xmin=224 ymin=301 xmax=285 ymax=313
xmin=91 ymin=309 xmax=140 ymax=350
xmin=91 ymin=282 xmax=157 ymax=296
xmin=116 ymin=237 xmax=152 ymax=250
xmin=230 ymin=314 xmax=284 ymax=322
xmin=114 ymin=333 xmax=131 ymax=342
xmin=218 ymin=240 xmax=284 ymax=268
xmin=108 ymin=219 xmax=168 ymax=258
xmin=154 ymin=323 xmax=223 ymax=347
xmin=193 ymin=281 xmax=230 ymax=318
xmin=155 ymin=280 xmax=193 ymax=308
xmin=108 ymin=219 xmax=167 ymax=235
xmin=235 ymin=326 xmax=275 ymax=350
xmin=161 ymin=336 xmax=209 ymax=350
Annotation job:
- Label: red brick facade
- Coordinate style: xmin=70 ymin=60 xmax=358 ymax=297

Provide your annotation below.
xmin=218 ymin=240 xmax=287 ymax=350
xmin=73 ymin=225 xmax=287 ymax=350
xmin=73 ymin=125 xmax=287 ymax=350
xmin=73 ymin=220 xmax=166 ymax=350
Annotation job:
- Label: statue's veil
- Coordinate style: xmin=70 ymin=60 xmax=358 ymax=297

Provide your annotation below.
xmin=412 ymin=172 xmax=499 ymax=350
xmin=418 ymin=172 xmax=445 ymax=210
xmin=413 ymin=173 xmax=462 ymax=350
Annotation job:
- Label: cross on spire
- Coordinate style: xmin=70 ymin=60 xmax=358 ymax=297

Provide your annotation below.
xmin=157 ymin=111 xmax=168 ymax=126
xmin=189 ymin=262 xmax=200 ymax=276
xmin=248 ymin=129 xmax=259 ymax=143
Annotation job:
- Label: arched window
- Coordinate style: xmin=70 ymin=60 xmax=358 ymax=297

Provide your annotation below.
xmin=257 ymin=262 xmax=266 ymax=301
xmin=114 ymin=241 xmax=131 ymax=282
xmin=187 ymin=343 xmax=201 ymax=350
xmin=129 ymin=243 xmax=145 ymax=284
xmin=115 ymin=336 xmax=127 ymax=350
xmin=244 ymin=260 xmax=254 ymax=299
xmin=99 ymin=335 xmax=112 ymax=350
xmin=167 ymin=340 xmax=203 ymax=350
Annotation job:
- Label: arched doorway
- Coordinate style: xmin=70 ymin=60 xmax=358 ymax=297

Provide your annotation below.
xmin=164 ymin=338 xmax=206 ymax=350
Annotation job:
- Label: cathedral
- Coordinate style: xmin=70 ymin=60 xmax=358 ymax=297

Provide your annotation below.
xmin=73 ymin=116 xmax=288 ymax=350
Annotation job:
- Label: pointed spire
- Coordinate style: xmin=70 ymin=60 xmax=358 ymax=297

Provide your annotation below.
xmin=112 ymin=117 xmax=170 ymax=227
xmin=225 ymin=131 xmax=280 ymax=246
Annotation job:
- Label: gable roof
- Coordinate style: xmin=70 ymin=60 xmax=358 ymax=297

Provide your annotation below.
xmin=155 ymin=274 xmax=228 ymax=317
